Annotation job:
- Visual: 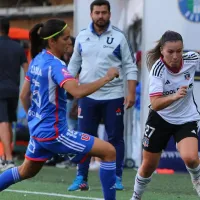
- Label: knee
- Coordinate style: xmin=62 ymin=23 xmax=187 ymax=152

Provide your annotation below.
xmin=103 ymin=143 xmax=116 ymax=162
xmin=182 ymin=155 xmax=199 ymax=168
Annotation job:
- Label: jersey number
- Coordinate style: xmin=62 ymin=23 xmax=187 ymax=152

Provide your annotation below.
xmin=144 ymin=125 xmax=155 ymax=138
xmin=32 ymin=79 xmax=41 ymax=108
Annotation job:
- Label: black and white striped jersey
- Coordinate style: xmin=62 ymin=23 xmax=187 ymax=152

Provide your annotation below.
xmin=149 ymin=51 xmax=200 ymax=125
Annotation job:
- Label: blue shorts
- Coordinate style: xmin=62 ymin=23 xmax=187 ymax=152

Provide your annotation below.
xmin=25 ymin=129 xmax=95 ymax=163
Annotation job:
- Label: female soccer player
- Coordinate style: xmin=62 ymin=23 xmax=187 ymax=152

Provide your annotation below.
xmin=131 ymin=30 xmax=200 ymax=200
xmin=0 ymin=19 xmax=119 ymax=200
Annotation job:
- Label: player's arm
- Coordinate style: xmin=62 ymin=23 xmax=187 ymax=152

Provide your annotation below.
xmin=150 ymin=86 xmax=187 ymax=111
xmin=22 ymin=62 xmax=29 ymax=75
xmin=149 ymin=68 xmax=187 ymax=111
xmin=63 ymin=67 xmax=119 ymax=99
xmin=20 ymin=79 xmax=31 ymax=113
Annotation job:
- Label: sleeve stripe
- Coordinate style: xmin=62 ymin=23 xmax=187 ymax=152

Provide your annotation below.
xmin=25 ymin=76 xmax=30 ymax=81
xmin=60 ymin=78 xmax=76 ymax=87
xmin=153 ymin=61 xmax=164 ymax=77
xmin=149 ymin=92 xmax=163 ymax=97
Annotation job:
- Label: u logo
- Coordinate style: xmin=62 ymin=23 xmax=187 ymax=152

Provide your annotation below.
xmin=107 ymin=37 xmax=114 ymax=44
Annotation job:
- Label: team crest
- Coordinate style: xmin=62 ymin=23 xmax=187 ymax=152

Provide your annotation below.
xmin=184 ymin=71 xmax=191 ymax=80
xmin=178 ymin=0 xmax=200 ymax=23
xmin=81 ymin=133 xmax=90 ymax=141
xmin=142 ymin=137 xmax=149 ymax=147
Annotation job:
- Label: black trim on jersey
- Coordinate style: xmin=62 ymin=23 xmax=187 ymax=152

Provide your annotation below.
xmin=183 ymin=53 xmax=196 ymax=57
xmin=183 ymin=58 xmax=199 ymax=60
xmin=152 ymin=61 xmax=164 ymax=77
xmin=183 ymin=53 xmax=199 ymax=60
xmin=192 ymin=93 xmax=200 ymax=115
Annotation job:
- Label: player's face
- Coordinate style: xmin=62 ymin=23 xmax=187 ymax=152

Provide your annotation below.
xmin=91 ymin=5 xmax=110 ymax=28
xmin=161 ymin=41 xmax=183 ymax=68
xmin=54 ymin=28 xmax=71 ymax=57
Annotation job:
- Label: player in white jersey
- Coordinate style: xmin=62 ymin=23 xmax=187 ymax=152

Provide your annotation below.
xmin=131 ymin=31 xmax=200 ymax=200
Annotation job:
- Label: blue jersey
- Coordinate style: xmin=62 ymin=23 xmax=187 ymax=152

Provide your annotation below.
xmin=26 ymin=49 xmax=75 ymax=141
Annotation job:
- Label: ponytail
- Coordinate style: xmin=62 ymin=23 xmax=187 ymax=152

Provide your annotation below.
xmin=29 ymin=23 xmax=44 ymax=59
xmin=29 ymin=19 xmax=67 ymax=59
xmin=146 ymin=41 xmax=162 ymax=70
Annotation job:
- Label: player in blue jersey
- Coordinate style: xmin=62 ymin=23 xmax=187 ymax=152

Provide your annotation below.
xmin=0 ymin=19 xmax=119 ymax=200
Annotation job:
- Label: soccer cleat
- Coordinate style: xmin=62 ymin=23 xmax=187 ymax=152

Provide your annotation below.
xmin=68 ymin=175 xmax=89 ymax=191
xmin=0 ymin=160 xmax=15 ymax=171
xmin=192 ymin=179 xmax=200 ymax=196
xmin=115 ymin=176 xmax=124 ymax=190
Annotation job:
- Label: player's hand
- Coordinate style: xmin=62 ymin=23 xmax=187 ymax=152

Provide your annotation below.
xmin=174 ymin=86 xmax=187 ymax=100
xmin=124 ymin=94 xmax=135 ymax=109
xmin=106 ymin=67 xmax=119 ymax=81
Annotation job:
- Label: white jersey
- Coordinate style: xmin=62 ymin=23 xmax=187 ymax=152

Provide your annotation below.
xmin=149 ymin=51 xmax=200 ymax=125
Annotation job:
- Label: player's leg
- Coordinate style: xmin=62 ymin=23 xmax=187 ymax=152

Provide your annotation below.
xmin=0 ymin=158 xmax=44 ymax=191
xmin=54 ymin=129 xmax=116 ymax=200
xmin=68 ymin=97 xmax=100 ymax=191
xmin=0 ymin=137 xmax=50 ymax=191
xmin=89 ymin=137 xmax=116 ymax=200
xmin=131 ymin=110 xmax=172 ymax=200
xmin=131 ymin=150 xmax=161 ymax=200
xmin=175 ymin=121 xmax=200 ymax=196
xmin=0 ymin=98 xmax=13 ymax=167
xmin=102 ymin=97 xmax=125 ymax=190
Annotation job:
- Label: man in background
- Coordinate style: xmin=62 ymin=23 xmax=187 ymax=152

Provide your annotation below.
xmin=0 ymin=17 xmax=28 ymax=171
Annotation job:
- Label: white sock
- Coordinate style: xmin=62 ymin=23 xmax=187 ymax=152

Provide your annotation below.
xmin=132 ymin=172 xmax=152 ymax=199
xmin=186 ymin=164 xmax=200 ymax=180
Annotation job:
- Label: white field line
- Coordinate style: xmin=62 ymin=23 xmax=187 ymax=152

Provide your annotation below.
xmin=5 ymin=189 xmax=104 ymax=200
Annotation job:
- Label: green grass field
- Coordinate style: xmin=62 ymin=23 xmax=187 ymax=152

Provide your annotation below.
xmin=0 ymin=166 xmax=199 ymax=200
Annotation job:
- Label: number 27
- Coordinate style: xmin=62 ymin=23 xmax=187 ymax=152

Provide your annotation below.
xmin=144 ymin=125 xmax=155 ymax=138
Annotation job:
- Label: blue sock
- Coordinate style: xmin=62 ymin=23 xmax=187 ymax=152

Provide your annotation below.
xmin=0 ymin=167 xmax=21 ymax=191
xmin=99 ymin=161 xmax=116 ymax=200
